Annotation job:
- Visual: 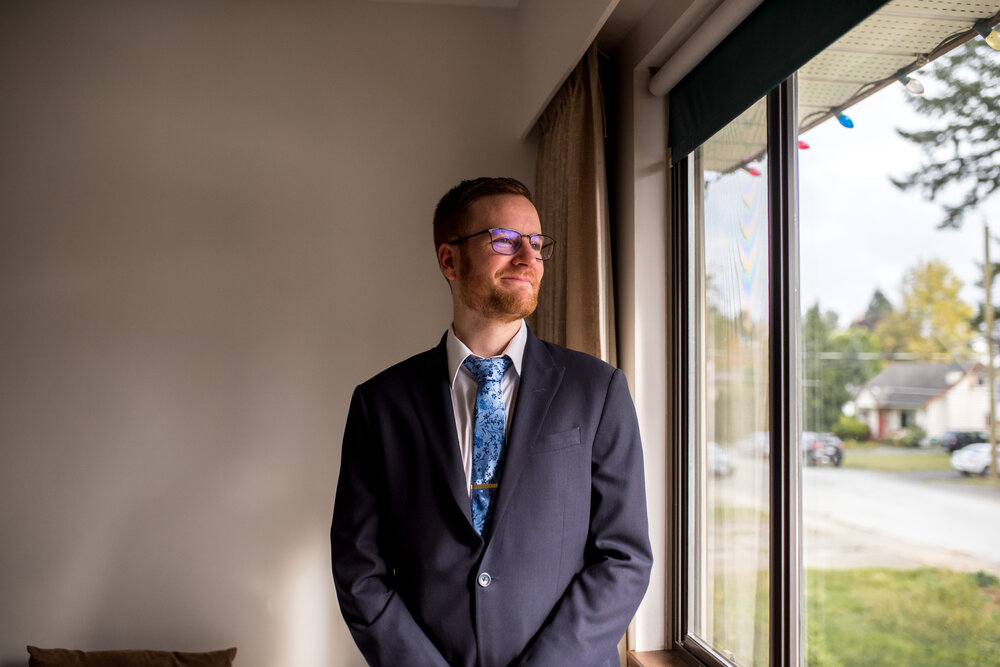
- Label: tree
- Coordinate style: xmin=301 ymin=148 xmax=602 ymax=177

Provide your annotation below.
xmin=802 ymin=304 xmax=836 ymax=431
xmin=854 ymin=288 xmax=894 ymax=331
xmin=873 ymin=259 xmax=975 ymax=360
xmin=827 ymin=326 xmax=883 ymax=395
xmin=802 ymin=304 xmax=883 ymax=431
xmin=893 ymin=41 xmax=1000 ymax=228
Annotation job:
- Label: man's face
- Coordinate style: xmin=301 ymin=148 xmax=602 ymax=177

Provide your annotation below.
xmin=442 ymin=194 xmax=545 ymax=323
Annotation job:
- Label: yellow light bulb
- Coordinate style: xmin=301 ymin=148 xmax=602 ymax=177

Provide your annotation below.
xmin=975 ymin=20 xmax=1000 ymax=51
xmin=986 ymin=28 xmax=1000 ymax=51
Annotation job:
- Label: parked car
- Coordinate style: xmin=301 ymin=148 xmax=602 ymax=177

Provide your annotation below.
xmin=736 ymin=431 xmax=770 ymax=459
xmin=950 ymin=441 xmax=999 ymax=476
xmin=708 ymin=441 xmax=735 ymax=477
xmin=940 ymin=430 xmax=990 ymax=453
xmin=801 ymin=431 xmax=843 ymax=467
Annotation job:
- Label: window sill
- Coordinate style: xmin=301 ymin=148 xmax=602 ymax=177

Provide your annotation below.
xmin=627 ymin=650 xmax=692 ymax=667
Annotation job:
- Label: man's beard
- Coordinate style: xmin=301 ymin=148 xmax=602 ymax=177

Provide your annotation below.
xmin=481 ymin=281 xmax=538 ymax=322
xmin=458 ymin=262 xmax=539 ymax=322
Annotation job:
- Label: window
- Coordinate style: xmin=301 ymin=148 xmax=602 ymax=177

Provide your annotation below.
xmin=684 ymin=96 xmax=772 ymax=665
xmin=669 ymin=5 xmax=1000 ymax=666
xmin=675 ymin=81 xmax=800 ymax=665
xmin=796 ymin=43 xmax=1000 ymax=667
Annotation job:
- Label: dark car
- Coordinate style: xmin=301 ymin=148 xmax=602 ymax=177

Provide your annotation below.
xmin=940 ymin=430 xmax=990 ymax=453
xmin=802 ymin=431 xmax=843 ymax=467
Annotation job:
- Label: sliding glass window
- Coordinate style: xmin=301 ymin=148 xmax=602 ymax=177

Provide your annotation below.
xmin=672 ymin=6 xmax=1000 ymax=665
xmin=797 ymin=23 xmax=1000 ymax=667
xmin=681 ymin=95 xmax=778 ymax=666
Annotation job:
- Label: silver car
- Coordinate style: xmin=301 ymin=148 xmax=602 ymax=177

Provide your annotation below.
xmin=950 ymin=442 xmax=999 ymax=476
xmin=708 ymin=441 xmax=735 ymax=477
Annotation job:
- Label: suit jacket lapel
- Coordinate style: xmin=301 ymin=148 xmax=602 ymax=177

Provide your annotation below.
xmin=488 ymin=329 xmax=564 ymax=539
xmin=415 ymin=335 xmax=476 ymax=532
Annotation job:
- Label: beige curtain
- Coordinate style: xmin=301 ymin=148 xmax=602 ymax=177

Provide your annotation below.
xmin=532 ymin=44 xmax=616 ymax=366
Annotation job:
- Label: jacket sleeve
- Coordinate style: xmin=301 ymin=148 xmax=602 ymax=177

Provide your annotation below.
xmin=512 ymin=369 xmax=653 ymax=665
xmin=330 ymin=386 xmax=450 ymax=667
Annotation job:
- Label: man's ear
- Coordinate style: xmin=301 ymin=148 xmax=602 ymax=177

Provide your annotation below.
xmin=438 ymin=243 xmax=457 ymax=282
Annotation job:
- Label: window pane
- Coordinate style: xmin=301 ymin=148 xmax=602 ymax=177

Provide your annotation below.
xmin=798 ymin=42 xmax=1000 ymax=667
xmin=687 ymin=96 xmax=770 ymax=665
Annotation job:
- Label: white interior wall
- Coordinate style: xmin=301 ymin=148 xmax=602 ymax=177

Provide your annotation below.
xmin=0 ymin=2 xmax=535 ymax=665
xmin=608 ymin=0 xmax=703 ymax=651
xmin=515 ymin=0 xmax=620 ymax=137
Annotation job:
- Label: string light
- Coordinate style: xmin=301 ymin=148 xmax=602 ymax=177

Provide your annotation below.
xmin=744 ymin=166 xmax=762 ymax=177
xmin=834 ymin=110 xmax=854 ymax=128
xmin=801 ymin=18 xmax=998 ymax=135
xmin=798 ymin=140 xmax=810 ymax=150
xmin=897 ymin=74 xmax=924 ymax=94
xmin=974 ymin=19 xmax=1000 ymax=50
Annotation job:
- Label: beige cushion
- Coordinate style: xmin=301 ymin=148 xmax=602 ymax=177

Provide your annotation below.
xmin=27 ymin=646 xmax=237 ymax=667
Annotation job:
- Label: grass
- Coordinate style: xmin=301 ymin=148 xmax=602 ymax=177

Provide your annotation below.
xmin=842 ymin=447 xmax=953 ymax=473
xmin=806 ymin=568 xmax=1000 ymax=666
xmin=842 ymin=439 xmax=879 ymax=451
xmin=709 ymin=568 xmax=1000 ymax=666
xmin=839 ymin=445 xmax=1000 ymax=487
xmin=712 ymin=505 xmax=768 ymax=522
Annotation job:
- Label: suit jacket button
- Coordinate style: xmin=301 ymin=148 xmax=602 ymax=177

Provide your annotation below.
xmin=477 ymin=572 xmax=492 ymax=588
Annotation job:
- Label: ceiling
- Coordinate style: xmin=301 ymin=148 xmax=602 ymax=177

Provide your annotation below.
xmin=703 ymin=0 xmax=1000 ymax=173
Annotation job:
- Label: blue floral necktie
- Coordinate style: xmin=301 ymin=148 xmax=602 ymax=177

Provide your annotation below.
xmin=463 ymin=355 xmax=512 ymax=535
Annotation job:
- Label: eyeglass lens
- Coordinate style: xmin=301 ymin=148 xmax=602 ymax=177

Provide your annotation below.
xmin=488 ymin=229 xmax=554 ymax=260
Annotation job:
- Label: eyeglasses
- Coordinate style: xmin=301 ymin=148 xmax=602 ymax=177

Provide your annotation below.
xmin=446 ymin=228 xmax=556 ymax=261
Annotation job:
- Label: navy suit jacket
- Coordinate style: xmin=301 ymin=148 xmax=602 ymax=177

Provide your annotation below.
xmin=331 ymin=329 xmax=652 ymax=666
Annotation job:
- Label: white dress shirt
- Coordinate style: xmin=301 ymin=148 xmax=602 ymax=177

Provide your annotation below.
xmin=446 ymin=321 xmax=527 ymax=495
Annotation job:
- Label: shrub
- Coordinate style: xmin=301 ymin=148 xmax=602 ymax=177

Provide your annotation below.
xmin=832 ymin=415 xmax=870 ymax=442
xmin=895 ymin=425 xmax=927 ymax=448
xmin=973 ymin=570 xmax=1000 ymax=588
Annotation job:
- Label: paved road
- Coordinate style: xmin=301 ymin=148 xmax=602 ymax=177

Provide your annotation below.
xmin=715 ymin=452 xmax=1000 ymax=574
xmin=803 ymin=464 xmax=1000 ymax=575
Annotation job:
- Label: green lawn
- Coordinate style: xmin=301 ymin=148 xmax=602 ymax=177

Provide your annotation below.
xmin=842 ymin=447 xmax=953 ymax=473
xmin=711 ymin=567 xmax=1000 ymax=666
xmin=840 ymin=446 xmax=1000 ymax=487
xmin=806 ymin=568 xmax=1000 ymax=666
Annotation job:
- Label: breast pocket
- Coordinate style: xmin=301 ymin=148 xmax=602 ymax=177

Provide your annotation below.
xmin=531 ymin=426 xmax=581 ymax=453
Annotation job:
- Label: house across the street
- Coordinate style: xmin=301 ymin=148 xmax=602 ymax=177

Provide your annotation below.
xmin=852 ymin=362 xmax=990 ymax=441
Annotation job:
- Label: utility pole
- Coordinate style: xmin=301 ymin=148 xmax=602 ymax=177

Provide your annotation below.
xmin=986 ymin=223 xmax=997 ymax=478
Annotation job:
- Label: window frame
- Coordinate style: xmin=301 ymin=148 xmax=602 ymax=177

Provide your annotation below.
xmin=669 ymin=77 xmax=803 ymax=667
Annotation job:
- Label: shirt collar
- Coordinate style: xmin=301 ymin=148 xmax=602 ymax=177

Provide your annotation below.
xmin=446 ymin=321 xmax=527 ymax=387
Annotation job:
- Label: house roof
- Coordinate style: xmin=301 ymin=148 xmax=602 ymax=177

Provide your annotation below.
xmin=859 ymin=361 xmax=974 ymax=409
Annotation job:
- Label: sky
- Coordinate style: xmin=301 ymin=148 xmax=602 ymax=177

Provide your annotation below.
xmin=797 ymin=79 xmax=993 ymax=328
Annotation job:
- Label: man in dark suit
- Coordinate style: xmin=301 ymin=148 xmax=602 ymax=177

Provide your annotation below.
xmin=331 ymin=177 xmax=652 ymax=666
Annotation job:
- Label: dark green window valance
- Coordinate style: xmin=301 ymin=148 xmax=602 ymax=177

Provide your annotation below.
xmin=668 ymin=0 xmax=890 ymax=163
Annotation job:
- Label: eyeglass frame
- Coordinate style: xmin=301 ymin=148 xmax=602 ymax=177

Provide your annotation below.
xmin=445 ymin=228 xmax=556 ymax=261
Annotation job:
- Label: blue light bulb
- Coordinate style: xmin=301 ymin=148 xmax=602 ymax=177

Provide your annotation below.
xmin=836 ymin=113 xmax=854 ymax=129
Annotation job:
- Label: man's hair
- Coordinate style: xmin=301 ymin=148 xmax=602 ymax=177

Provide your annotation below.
xmin=433 ymin=177 xmax=533 ymax=250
